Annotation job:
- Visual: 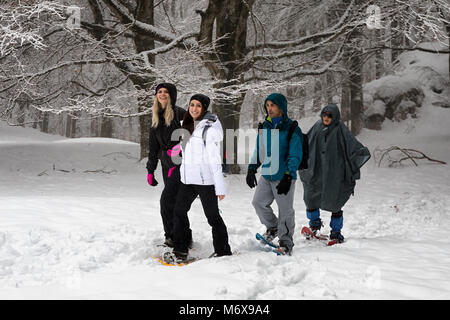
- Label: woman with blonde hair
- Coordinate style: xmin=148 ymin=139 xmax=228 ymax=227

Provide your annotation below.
xmin=146 ymin=83 xmax=192 ymax=248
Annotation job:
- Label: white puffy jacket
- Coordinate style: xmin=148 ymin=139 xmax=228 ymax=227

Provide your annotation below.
xmin=180 ymin=114 xmax=226 ymax=196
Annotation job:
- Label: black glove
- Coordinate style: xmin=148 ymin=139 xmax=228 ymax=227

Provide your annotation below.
xmin=276 ymin=174 xmax=292 ymax=195
xmin=246 ymin=169 xmax=258 ymax=188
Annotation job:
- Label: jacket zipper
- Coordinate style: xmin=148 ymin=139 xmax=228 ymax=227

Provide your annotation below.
xmin=200 ymin=168 xmax=204 ymax=184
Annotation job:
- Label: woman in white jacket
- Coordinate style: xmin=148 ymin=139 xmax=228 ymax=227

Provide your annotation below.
xmin=169 ymin=94 xmax=232 ymax=263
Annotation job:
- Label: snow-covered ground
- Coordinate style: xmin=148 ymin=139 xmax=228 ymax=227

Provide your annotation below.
xmin=1 ymin=99 xmax=449 ymax=300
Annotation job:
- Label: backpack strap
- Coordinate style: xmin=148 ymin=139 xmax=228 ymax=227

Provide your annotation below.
xmin=287 ymin=120 xmax=298 ymax=142
xmin=284 ymin=120 xmax=298 ymax=161
xmin=202 ymin=125 xmax=211 ymax=145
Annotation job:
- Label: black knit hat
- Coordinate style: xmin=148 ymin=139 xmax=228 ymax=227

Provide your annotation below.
xmin=189 ymin=94 xmax=211 ymax=110
xmin=155 ymin=82 xmax=177 ymax=106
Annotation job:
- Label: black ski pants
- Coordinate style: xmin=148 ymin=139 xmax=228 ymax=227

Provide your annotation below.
xmin=160 ymin=166 xmax=192 ymax=242
xmin=173 ymin=183 xmax=231 ymax=256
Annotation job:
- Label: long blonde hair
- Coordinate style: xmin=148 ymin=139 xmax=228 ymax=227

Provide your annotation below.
xmin=151 ymin=96 xmax=174 ymax=128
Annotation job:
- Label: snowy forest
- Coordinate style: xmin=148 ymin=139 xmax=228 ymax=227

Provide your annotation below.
xmin=2 ymin=0 xmax=449 ymax=161
xmin=0 ymin=0 xmax=450 ymax=301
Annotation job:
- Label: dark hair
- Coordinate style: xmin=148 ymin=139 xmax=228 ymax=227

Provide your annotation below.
xmin=189 ymin=94 xmax=210 ymax=110
xmin=181 ymin=96 xmax=208 ymax=135
xmin=181 ymin=106 xmax=206 ymax=135
xmin=180 ymin=99 xmax=208 ymax=149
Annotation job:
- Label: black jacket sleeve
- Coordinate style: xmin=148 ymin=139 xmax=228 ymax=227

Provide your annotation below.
xmin=146 ymin=127 xmax=160 ymax=174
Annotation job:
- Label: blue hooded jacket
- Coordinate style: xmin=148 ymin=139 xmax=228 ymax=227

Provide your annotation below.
xmin=248 ymin=93 xmax=303 ymax=181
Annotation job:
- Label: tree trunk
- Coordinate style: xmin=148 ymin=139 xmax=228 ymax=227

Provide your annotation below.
xmin=375 ymin=28 xmax=384 ymax=79
xmin=17 ymin=101 xmax=26 ymax=127
xmin=447 ymin=23 xmax=450 ymax=78
xmin=390 ymin=18 xmax=409 ymax=63
xmin=340 ymin=74 xmax=351 ymax=124
xmin=198 ymin=0 xmax=255 ymax=173
xmin=90 ymin=116 xmax=99 ymax=137
xmin=65 ymin=114 xmax=72 ymax=138
xmin=347 ymin=38 xmax=364 ymax=135
xmin=312 ymin=78 xmax=322 ymax=113
xmin=40 ymin=112 xmax=49 ymax=133
xmin=135 ymin=0 xmax=156 ymax=160
xmin=100 ymin=109 xmax=113 ymax=137
xmin=71 ymin=112 xmax=78 ymax=138
xmin=87 ymin=0 xmax=155 ymax=159
xmin=213 ymin=91 xmax=245 ymax=174
xmin=349 ymin=50 xmax=364 ymax=135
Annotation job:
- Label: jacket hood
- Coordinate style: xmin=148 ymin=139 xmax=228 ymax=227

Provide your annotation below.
xmin=196 ymin=111 xmax=218 ymax=129
xmin=195 ymin=112 xmax=223 ymax=141
xmin=264 ymin=93 xmax=288 ymax=117
xmin=321 ymin=103 xmax=341 ymax=125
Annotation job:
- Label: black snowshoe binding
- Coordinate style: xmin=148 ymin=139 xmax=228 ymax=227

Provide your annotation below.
xmin=261 ymin=227 xmax=278 ymax=244
xmin=330 ymin=231 xmax=345 ymax=243
xmin=305 ymin=218 xmax=323 ymax=239
xmin=163 ymin=251 xmax=188 ymax=264
xmin=278 ymin=240 xmax=293 ymax=256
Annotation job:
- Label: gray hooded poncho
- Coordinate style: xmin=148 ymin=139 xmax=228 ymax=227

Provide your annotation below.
xmin=299 ymin=104 xmax=371 ymax=213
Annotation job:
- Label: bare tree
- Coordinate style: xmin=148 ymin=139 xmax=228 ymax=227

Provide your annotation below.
xmin=1 ymin=0 xmax=449 ymax=165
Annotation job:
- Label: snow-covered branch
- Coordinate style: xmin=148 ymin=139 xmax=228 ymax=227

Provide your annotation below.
xmin=102 ymin=0 xmax=198 ymax=47
xmin=138 ymin=31 xmax=199 ymax=57
xmin=247 ymin=0 xmax=356 ymax=51
xmin=0 ymin=1 xmax=67 ymax=58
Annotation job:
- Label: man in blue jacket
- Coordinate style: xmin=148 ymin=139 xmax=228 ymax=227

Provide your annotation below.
xmin=246 ymin=93 xmax=303 ymax=255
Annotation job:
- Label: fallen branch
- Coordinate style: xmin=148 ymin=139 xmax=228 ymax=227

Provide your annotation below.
xmin=83 ymin=168 xmax=117 ymax=174
xmin=374 ymin=146 xmax=447 ymax=167
xmin=102 ymin=152 xmax=138 ymax=160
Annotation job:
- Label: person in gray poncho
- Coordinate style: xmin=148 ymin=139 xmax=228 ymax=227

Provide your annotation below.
xmin=299 ymin=104 xmax=371 ymax=243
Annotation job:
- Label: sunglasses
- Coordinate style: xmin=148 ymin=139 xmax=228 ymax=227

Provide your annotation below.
xmin=322 ymin=112 xmax=333 ymax=118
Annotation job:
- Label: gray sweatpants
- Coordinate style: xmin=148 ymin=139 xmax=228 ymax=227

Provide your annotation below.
xmin=251 ymin=176 xmax=296 ymax=250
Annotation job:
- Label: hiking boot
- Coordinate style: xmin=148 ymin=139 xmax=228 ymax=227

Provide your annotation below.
xmin=163 ymin=250 xmax=188 ymax=264
xmin=277 ymin=241 xmax=293 ymax=256
xmin=209 ymin=251 xmax=233 ymax=258
xmin=278 ymin=246 xmax=292 ymax=256
xmin=163 ymin=237 xmax=174 ymax=248
xmin=309 ymin=218 xmax=323 ymax=234
xmin=262 ymin=227 xmax=278 ymax=243
xmin=329 ymin=231 xmax=345 ymax=243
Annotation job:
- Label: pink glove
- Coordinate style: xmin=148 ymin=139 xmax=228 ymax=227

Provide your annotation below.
xmin=147 ymin=173 xmax=158 ymax=186
xmin=167 ymin=166 xmax=176 ymax=178
xmin=167 ymin=144 xmax=182 ymax=157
